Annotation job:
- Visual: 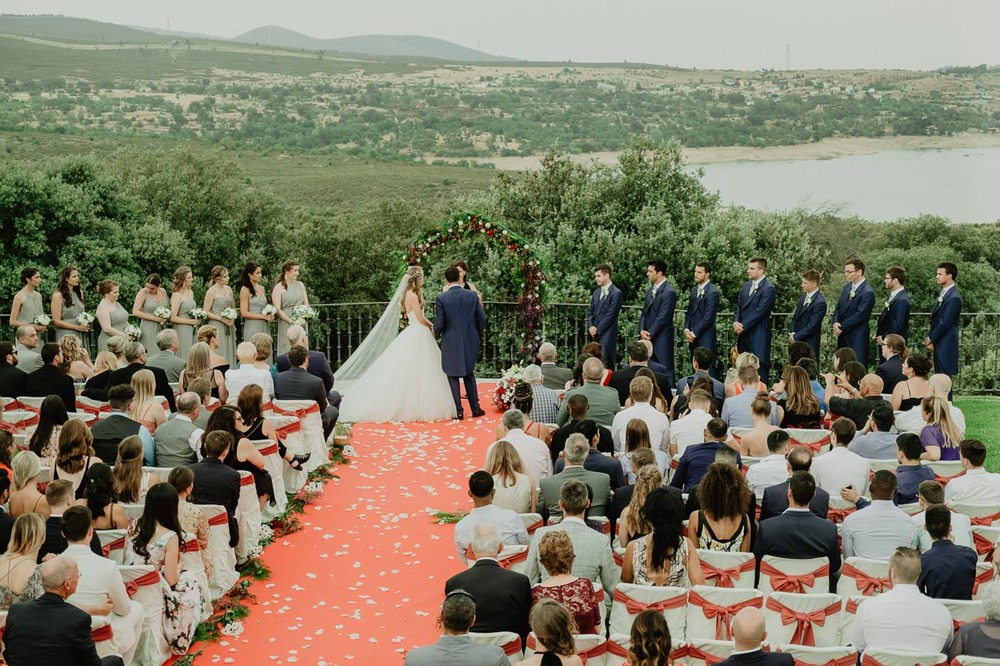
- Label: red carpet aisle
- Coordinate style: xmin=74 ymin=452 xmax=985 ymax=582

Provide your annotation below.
xmin=197 ymin=391 xmax=501 ymax=665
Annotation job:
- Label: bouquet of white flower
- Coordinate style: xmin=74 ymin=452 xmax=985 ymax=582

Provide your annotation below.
xmin=290 ymin=304 xmax=318 ymax=327
xmin=32 ymin=314 xmax=52 ymax=328
xmin=75 ymin=312 xmax=95 ymax=327
xmin=153 ymin=306 xmax=171 ymax=320
xmin=124 ymin=322 xmax=142 ymax=340
xmin=261 ymin=304 xmax=277 ymax=317
xmin=492 ymin=363 xmax=525 ymax=410
xmin=220 ymin=306 xmax=239 ymax=335
xmin=188 ymin=307 xmax=207 ymax=320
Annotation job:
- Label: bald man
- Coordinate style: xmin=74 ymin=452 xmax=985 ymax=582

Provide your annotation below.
xmin=717 ymin=608 xmax=793 ymax=666
xmin=825 ymin=373 xmax=889 ymax=430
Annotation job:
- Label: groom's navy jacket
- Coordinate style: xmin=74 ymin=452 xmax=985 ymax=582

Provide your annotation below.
xmin=434 ymin=285 xmax=487 ymax=376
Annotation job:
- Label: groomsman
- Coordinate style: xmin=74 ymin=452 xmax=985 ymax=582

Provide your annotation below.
xmin=925 ymin=262 xmax=962 ymax=376
xmin=683 ymin=262 xmax=719 ymax=376
xmin=586 ymin=264 xmax=623 ymax=368
xmin=788 ymin=269 xmax=827 ymax=360
xmin=733 ymin=257 xmax=776 ymax=383
xmin=639 ymin=259 xmax=677 ymax=388
xmin=876 ymin=265 xmax=910 ymax=345
xmin=832 ymin=258 xmax=876 ymax=366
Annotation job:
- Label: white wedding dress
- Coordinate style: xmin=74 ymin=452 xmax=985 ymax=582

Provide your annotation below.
xmin=337 ymin=307 xmax=457 ymax=423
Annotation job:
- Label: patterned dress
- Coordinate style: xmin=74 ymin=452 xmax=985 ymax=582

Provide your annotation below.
xmin=531 ymin=578 xmax=601 ymax=635
xmin=276 ymin=280 xmax=306 ymax=357
xmin=139 ymin=289 xmax=169 ymax=354
xmin=208 ymin=291 xmax=236 ymax=367
xmin=0 ymin=563 xmax=44 ymax=611
xmin=123 ymin=527 xmax=207 ymax=655
xmin=175 ymin=296 xmax=197 ymax=360
xmin=630 ymin=534 xmax=691 ymax=587
xmin=55 ymin=291 xmax=86 ymax=343
xmin=695 ymin=512 xmax=749 ymax=552
xmin=98 ymin=301 xmax=130 ymax=352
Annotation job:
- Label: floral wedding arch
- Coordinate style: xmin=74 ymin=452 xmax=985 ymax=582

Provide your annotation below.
xmin=404 ymin=212 xmax=545 ymax=359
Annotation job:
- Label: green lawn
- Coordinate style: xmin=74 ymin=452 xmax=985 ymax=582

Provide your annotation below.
xmin=955 ymin=396 xmax=1000 ymax=472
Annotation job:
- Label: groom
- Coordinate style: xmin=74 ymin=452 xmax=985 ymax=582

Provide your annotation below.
xmin=434 ymin=266 xmax=488 ymax=419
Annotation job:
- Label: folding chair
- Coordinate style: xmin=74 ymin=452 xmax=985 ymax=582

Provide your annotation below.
xmin=697 ymin=550 xmax=756 ymax=589
xmin=778 ymin=644 xmax=857 ymax=666
xmin=763 ymin=592 xmax=843 ymax=647
xmin=121 ymin=503 xmax=145 ymax=522
xmin=76 ymin=396 xmax=111 ymax=416
xmin=271 ymin=399 xmax=327 ymax=471
xmin=270 ymin=414 xmax=307 ymax=493
xmin=685 ymin=638 xmax=740 ymax=666
xmin=467 ymin=631 xmax=523 ymax=662
xmin=972 ymin=563 xmax=994 ymax=599
xmin=758 ymin=556 xmax=830 ymax=595
xmin=827 ymin=497 xmax=858 ymax=524
xmin=941 ymin=599 xmax=985 ymax=635
xmin=196 ymin=504 xmax=239 ymax=599
xmin=685 ymin=585 xmax=763 ymax=641
xmin=838 ymin=558 xmax=891 ymax=597
xmin=250 ymin=439 xmax=288 ymax=520
xmin=525 ymin=632 xmax=607 ymax=664
xmin=971 ymin=526 xmax=1000 ymax=562
xmin=860 ymin=647 xmax=946 ymax=666
xmin=235 ymin=471 xmax=262 ymax=564
xmin=609 ymin=583 xmax=687 ymax=638
xmin=605 ymin=635 xmax=687 ymax=666
xmin=179 ymin=532 xmax=212 ymax=622
xmin=922 ymin=460 xmax=965 ymax=485
xmin=786 ymin=428 xmax=832 ymax=455
xmin=97 ymin=528 xmax=129 ymax=565
xmin=951 ymin=503 xmax=1000 ymax=528
xmin=867 ymin=459 xmax=899 ymax=474
xmin=118 ymin=564 xmax=170 ymax=666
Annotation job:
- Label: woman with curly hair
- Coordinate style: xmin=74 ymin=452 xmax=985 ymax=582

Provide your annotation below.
xmin=27 ymin=394 xmax=68 ymax=462
xmin=629 ymin=610 xmax=672 ymax=666
xmin=618 ymin=464 xmax=663 ymax=548
xmin=84 ymin=462 xmax=129 ymax=530
xmin=531 ymin=531 xmax=600 ymax=635
xmin=687 ymin=462 xmax=752 ymax=552
xmin=52 ymin=419 xmax=100 ymax=499
xmin=57 ymin=335 xmax=93 ymax=381
xmin=486 ymin=440 xmax=535 ymax=513
xmin=622 ymin=488 xmax=704 ymax=587
xmin=514 ymin=598 xmax=582 ymax=666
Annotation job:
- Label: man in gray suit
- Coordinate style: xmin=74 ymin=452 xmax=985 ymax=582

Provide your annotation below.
xmin=14 ymin=326 xmax=42 ymax=373
xmin=555 ymin=357 xmax=621 ymax=427
xmin=404 ymin=589 xmax=510 ymax=666
xmin=154 ymin=392 xmax=202 ymax=467
xmin=525 ymin=479 xmax=619 ymax=609
xmin=539 ymin=434 xmax=612 ymax=518
xmin=538 ymin=342 xmax=573 ymax=391
xmin=145 ymin=330 xmax=186 ymax=383
xmin=274 ymin=345 xmax=338 ymax=438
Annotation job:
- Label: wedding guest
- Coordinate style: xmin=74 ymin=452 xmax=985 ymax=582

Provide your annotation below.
xmin=890 ymin=353 xmax=931 ymax=412
xmin=612 ymin=377 xmax=669 ymax=453
xmin=538 ymin=342 xmax=573 ymax=391
xmin=129 ymin=369 xmax=166 ymax=434
xmin=926 ymin=261 xmax=962 ymax=377
xmin=272 ymin=260 xmax=309 ymax=357
xmin=189 ymin=431 xmax=240 ymax=547
xmin=403 ymin=590 xmax=509 ymax=666
xmin=580 ymin=342 xmax=612 ymax=385
xmin=225 ymin=342 xmax=275 ymax=404
xmin=51 ymin=266 xmax=89 ymax=343
xmin=626 ymin=367 xmax=672 ymax=415
xmin=154 ymin=392 xmax=202 ymax=467
xmin=24 ymin=343 xmax=76 ymax=413
xmin=249 ymin=333 xmax=276 ymax=378
xmin=196 ymin=325 xmax=230 ymax=375
xmin=918 ymin=504 xmax=977 ymax=600
xmin=204 ymin=405 xmax=274 ymax=510
xmin=876 ymin=333 xmax=908 ymax=394
xmin=587 ymin=263 xmax=623 ymax=368
xmin=619 ymin=419 xmax=670 ymax=483
xmin=725 ymin=352 xmax=766 ymax=398
xmin=88 ymin=384 xmax=153 ymax=465
xmin=105 ymin=335 xmax=128 ymax=368
xmin=51 ymin=420 xmax=100 ymax=499
xmin=187 ymin=377 xmax=213 ymax=430
xmin=83 ymin=462 xmax=129 ymax=530
xmin=131 ymin=273 xmax=170 ymax=354
xmin=0 ymin=513 xmax=45 ymax=611
xmin=521 ymin=364 xmax=561 ymax=425
xmin=628 ymin=611 xmax=673 ymax=666
xmin=721 ymin=365 xmax=779 ymax=429
xmin=169 ymin=266 xmax=199 ymax=359
xmin=876 ymin=265 xmax=911 ymax=345
xmin=621 ymin=488 xmax=705 ymax=586
xmin=825 ymin=372 xmax=887 ymax=430
xmin=486 ymin=440 xmax=536 ymax=514
xmin=674 ymin=346 xmax=725 ymax=409
xmin=670 ymin=389 xmax=716 ymax=456
xmin=8 ymin=452 xmax=50 ymax=519
xmin=775 ymin=365 xmax=822 ymax=429
xmin=9 ymin=267 xmax=47 ymax=334
xmin=81 ymin=350 xmax=118 ymax=401
xmin=833 ymin=346 xmax=857 ymax=373
xmin=27 ymin=394 xmax=68 ymax=462
xmin=14 ymin=326 xmax=43 ymax=373
xmin=145 ymin=329 xmax=186 ymax=383
xmin=0 ymin=342 xmax=27 ymax=397
xmin=688 ymin=462 xmax=752 ymax=553
xmin=530 ymin=531 xmax=600 ymax=635
xmin=848 ymin=401 xmax=899 ymax=460
xmin=58 ymin=335 xmax=93 ymax=381
xmin=275 ymin=325 xmax=339 ymax=405
xmin=179 ymin=342 xmax=228 ymax=403
xmin=516 ymin=598 xmax=583 ymax=666
xmin=239 ymin=262 xmax=274 ymax=346
xmin=95 ymin=280 xmax=130 ymax=351
xmin=113 ymin=436 xmax=160 ymax=504
xmin=919 ymin=396 xmax=963 ymax=461
xmin=735 ymin=392 xmax=779 ymax=457
xmin=945 ymin=439 xmax=1000 ymax=506
xmin=619 ymin=464 xmax=662 ymax=548
xmin=106 ymin=341 xmax=176 ymax=413
xmin=39 ymin=479 xmax=103 ymax=561
xmin=556 ymin=357 xmax=620 ymax=428
xmin=167 ymin=467 xmax=213 ymax=579
xmin=203 ymin=265 xmax=236 ymax=367
xmin=274 ymin=345 xmax=337 ymax=438
xmin=238 ymin=384 xmax=310 ymax=470
xmin=947 ymin=581 xmax=1000 ymax=660
xmin=548 ymin=395 xmax=614 ymax=461
xmin=453 ymin=471 xmax=528 ymax=562
xmin=927 ymin=374 xmax=966 ymax=433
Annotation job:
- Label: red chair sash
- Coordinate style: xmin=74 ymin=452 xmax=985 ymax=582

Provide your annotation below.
xmin=760 ymin=561 xmax=830 ymax=593
xmin=258 ymin=443 xmax=279 ymax=457
xmin=826 ymin=507 xmax=856 ymax=524
xmin=577 ymin=641 xmax=607 ymax=665
xmin=688 ymin=589 xmax=763 ymax=640
xmin=15 ymin=402 xmax=40 ymax=415
xmin=765 ymin=596 xmax=840 ymax=646
xmin=274 ymin=420 xmax=302 ymax=439
xmin=240 ymin=474 xmax=255 ymax=487
xmin=607 ymin=639 xmax=629 ymax=658
xmin=101 ymin=536 xmax=126 ymax=558
xmin=934 ymin=470 xmax=966 ymax=485
xmin=75 ymin=399 xmax=111 ymax=416
xmin=91 ymin=624 xmax=114 ymax=642
xmin=499 ymin=637 xmax=522 ymax=656
xmin=208 ymin=512 xmax=229 ymax=527
xmin=841 ymin=562 xmax=891 ymax=596
xmin=969 ymin=510 xmax=1000 ymax=527
xmin=686 ymin=645 xmax=729 ymax=665
xmin=972 ymin=566 xmax=993 ymax=595
xmin=845 ymin=597 xmax=860 ymax=615
xmin=270 ymin=402 xmax=320 ymax=419
xmin=6 ymin=413 xmax=38 ymax=430
xmin=953 ymin=616 xmax=985 ymax=633
xmin=701 ymin=558 xmax=756 ymax=588
xmin=0 ymin=422 xmax=17 ymax=435
xmin=613 ymin=550 xmax=624 ymax=567
xmin=612 ymin=588 xmax=687 ymax=615
xmin=792 ymin=655 xmax=858 ymax=666
xmin=525 ymin=518 xmax=543 ymax=534
xmin=972 ymin=531 xmax=996 ymax=559
xmin=125 ymin=570 xmax=161 ymax=598
xmin=789 ymin=434 xmax=831 ymax=453
xmin=498 ymin=549 xmax=529 ymax=569
xmin=184 ymin=538 xmax=199 ymax=552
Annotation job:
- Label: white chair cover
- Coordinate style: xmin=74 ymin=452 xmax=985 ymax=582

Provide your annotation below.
xmin=951 ymin=503 xmax=1000 ymax=528
xmin=495 ymin=544 xmax=529 ymax=575
xmin=763 ymin=592 xmax=843 ymax=648
xmin=685 ymin=585 xmax=763 ymax=641
xmin=898 ymin=503 xmax=923 ymax=516
xmin=90 ymin=615 xmax=118 ymax=662
xmin=467 ymin=631 xmax=524 ymax=662
xmin=37 ymin=466 xmax=51 ymax=483
xmin=119 ymin=564 xmax=170 ymax=666
xmin=196 ymin=503 xmax=239 ymax=599
xmin=121 ymin=503 xmax=145 ymax=522
xmin=778 ymin=644 xmax=857 ymax=666
xmin=179 ymin=532 xmax=212 ymax=622
xmin=839 ymin=596 xmax=864 ymax=648
xmin=759 ymin=555 xmax=830 ymax=596
xmin=14 ymin=396 xmax=45 ymax=410
xmin=742 ymin=456 xmax=764 ymax=470
xmin=860 ymin=647 xmax=947 ymax=666
xmin=272 ymin=399 xmax=327 ymax=471
xmin=972 ymin=563 xmax=994 ymax=599
xmin=65 ymin=412 xmax=98 ymax=426
xmin=667 ymin=453 xmax=682 ymax=485
xmin=867 ymin=459 xmax=899 ymax=474
xmin=12 ymin=433 xmax=27 ymax=452
xmin=235 ymin=471 xmax=262 ymax=564
xmin=518 ymin=512 xmax=544 ymax=546
xmin=96 ymin=528 xmax=129 ymax=565
xmin=524 ymin=632 xmax=607 ymax=664
xmin=785 ymin=428 xmax=833 ymax=455
xmin=828 ymin=496 xmax=860 ymax=524
xmin=269 ymin=414 xmax=306 ymax=493
xmin=250 ymin=439 xmax=288 ymax=520
xmin=696 ymin=550 xmax=756 ymax=589
xmin=142 ymin=466 xmax=175 ymax=482
xmin=609 ymin=583 xmax=687 ymax=639
xmin=971 ymin=525 xmax=1000 ymax=561
xmin=952 ymin=657 xmax=1000 ymax=666
xmin=837 ymin=558 xmax=891 ymax=598
xmin=942 ymin=599 xmax=986 ymax=633
xmin=593 ymin=581 xmax=608 ymax=638
xmin=921 ymin=460 xmax=965 ymax=483
xmin=685 ymin=638 xmax=738 ymax=666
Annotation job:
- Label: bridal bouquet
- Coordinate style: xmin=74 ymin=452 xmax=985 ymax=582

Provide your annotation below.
xmin=153 ymin=305 xmax=171 ymax=320
xmin=290 ymin=304 xmax=318 ymax=327
xmin=32 ymin=314 xmax=52 ymax=328
xmin=76 ymin=312 xmax=95 ymax=327
xmin=220 ymin=306 xmax=239 ymax=335
xmin=188 ymin=307 xmax=208 ymax=321
xmin=493 ymin=363 xmax=525 ymax=410
xmin=261 ymin=304 xmax=278 ymax=317
xmin=124 ymin=322 xmax=142 ymax=340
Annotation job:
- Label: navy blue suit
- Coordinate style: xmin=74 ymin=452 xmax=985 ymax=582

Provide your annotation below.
xmin=789 ymin=291 xmax=827 ymax=360
xmin=587 ymin=283 xmax=623 ymax=368
xmin=733 ymin=278 xmax=776 ymax=383
xmin=918 ymin=539 xmax=978 ymax=600
xmin=832 ymin=280 xmax=876 ymax=366
xmin=928 ymin=286 xmax=962 ymax=376
xmin=434 ymin=284 xmax=487 ymax=416
xmin=876 ymin=289 xmax=910 ymax=343
xmin=684 ymin=282 xmax=720 ymax=358
xmin=753 ymin=510 xmax=841 ymax=593
xmin=639 ymin=281 xmax=678 ymax=386
xmin=669 ymin=441 xmax=742 ymax=494
xmin=718 ymin=649 xmax=794 ymax=666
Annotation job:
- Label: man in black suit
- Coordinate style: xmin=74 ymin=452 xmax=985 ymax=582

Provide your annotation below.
xmin=549 ymin=394 xmax=614 ymax=460
xmin=587 ymin=263 xmax=624 ymax=368
xmin=24 ymin=343 xmax=77 ymax=413
xmin=553 ymin=419 xmax=626 ymax=490
xmin=106 ymin=342 xmax=176 ymax=413
xmin=190 ymin=431 xmax=241 ymax=548
xmin=608 ymin=341 xmax=672 ymax=406
xmin=274 ymin=345 xmax=338 ymax=438
xmin=759 ymin=446 xmax=830 ymax=521
xmin=876 ymin=266 xmax=910 ymax=345
xmin=38 ymin=481 xmax=102 ymax=563
xmin=274 ymin=325 xmax=341 ymax=407
xmin=0 ymin=342 xmax=27 ymax=399
xmin=918 ymin=504 xmax=978 ymax=600
xmin=753 ymin=471 xmax=840 ymax=593
xmin=716 ymin=607 xmax=793 ymax=666
xmin=2 ymin=556 xmax=124 ymax=666
xmin=683 ymin=261 xmax=720 ymax=374
xmin=788 ymin=269 xmax=827 ymax=360
xmin=444 ymin=523 xmax=532 ymax=643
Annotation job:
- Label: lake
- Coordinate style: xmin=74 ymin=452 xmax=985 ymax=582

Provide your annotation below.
xmin=695 ymin=146 xmax=1000 ymax=223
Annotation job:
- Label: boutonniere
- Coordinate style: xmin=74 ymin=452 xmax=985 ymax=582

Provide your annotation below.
xmin=937 ymin=295 xmax=944 ymax=304
xmin=804 ymin=297 xmax=812 ymax=307
xmin=883 ymin=300 xmax=890 ymax=310
xmin=849 ymin=292 xmax=855 ymax=300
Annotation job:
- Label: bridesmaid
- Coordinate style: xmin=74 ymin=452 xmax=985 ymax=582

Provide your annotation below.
xmin=132 ymin=273 xmax=169 ymax=354
xmin=51 ymin=266 xmax=90 ymax=343
xmin=10 ymin=267 xmax=47 ymax=335
xmin=170 ymin=266 xmax=199 ymax=360
xmin=271 ymin=260 xmax=308 ymax=357
xmin=240 ymin=263 xmax=273 ymax=346
xmin=204 ymin=266 xmax=236 ymax=367
xmin=96 ymin=280 xmax=130 ymax=351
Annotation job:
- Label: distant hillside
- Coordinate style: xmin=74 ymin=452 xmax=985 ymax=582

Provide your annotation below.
xmin=234 ymin=25 xmax=517 ymax=62
xmin=0 ymin=14 xmax=156 ymax=43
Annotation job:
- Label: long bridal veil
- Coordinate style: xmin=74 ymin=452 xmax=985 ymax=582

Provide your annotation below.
xmin=333 ymin=272 xmax=411 ymax=393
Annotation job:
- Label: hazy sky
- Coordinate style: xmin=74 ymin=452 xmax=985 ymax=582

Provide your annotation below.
xmin=6 ymin=0 xmax=999 ymax=70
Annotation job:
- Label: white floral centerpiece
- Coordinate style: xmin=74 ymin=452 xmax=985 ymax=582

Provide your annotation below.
xmin=290 ymin=304 xmax=318 ymax=327
xmin=260 ymin=304 xmax=278 ymax=317
xmin=188 ymin=307 xmax=207 ymax=320
xmin=32 ymin=314 xmax=52 ymax=328
xmin=123 ymin=322 xmax=142 ymax=340
xmin=493 ymin=363 xmax=525 ymax=410
xmin=220 ymin=306 xmax=239 ymax=335
xmin=76 ymin=312 xmax=95 ymax=327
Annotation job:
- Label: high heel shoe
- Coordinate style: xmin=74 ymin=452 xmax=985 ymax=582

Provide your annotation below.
xmin=288 ymin=452 xmax=312 ymax=470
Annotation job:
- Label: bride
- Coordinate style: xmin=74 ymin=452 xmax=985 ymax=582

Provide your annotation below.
xmin=336 ymin=266 xmax=457 ymax=422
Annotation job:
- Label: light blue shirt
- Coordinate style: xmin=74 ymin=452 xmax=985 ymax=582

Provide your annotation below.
xmin=841 ymin=499 xmax=920 ymax=559
xmin=848 ymin=431 xmax=899 ymax=460
xmin=104 ymin=412 xmax=155 ymax=466
xmin=720 ymin=389 xmax=780 ymax=429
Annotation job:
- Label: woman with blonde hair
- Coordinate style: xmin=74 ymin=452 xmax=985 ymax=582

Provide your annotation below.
xmin=515 ymin=598 xmax=582 ymax=666
xmin=58 ymin=335 xmax=93 ymax=381
xmin=169 ymin=266 xmax=199 ymax=359
xmin=777 ymin=365 xmax=822 ymax=428
xmin=272 ymin=259 xmax=308 ymax=357
xmin=618 ymin=464 xmax=662 ymax=548
xmin=737 ymin=392 xmax=779 ymax=457
xmin=8 ymin=452 xmax=50 ymax=519
xmin=919 ymin=396 xmax=964 ymax=461
xmin=531 ymin=532 xmax=600 ymax=635
xmin=179 ymin=342 xmax=228 ymax=403
xmin=203 ymin=265 xmax=236 ymax=367
xmin=196 ymin=324 xmax=230 ymax=373
xmin=249 ymin=332 xmax=276 ymax=378
xmin=52 ymin=419 xmax=100 ymax=499
xmin=725 ymin=352 xmax=765 ymax=398
xmin=105 ymin=335 xmax=128 ymax=367
xmin=0 ymin=513 xmax=46 ymax=611
xmin=628 ymin=610 xmax=673 ymax=666
xmin=82 ymin=350 xmax=120 ymax=401
xmin=114 ymin=435 xmax=160 ymax=503
xmin=129 ymin=369 xmax=166 ymax=434
xmin=486 ymin=440 xmax=535 ymax=513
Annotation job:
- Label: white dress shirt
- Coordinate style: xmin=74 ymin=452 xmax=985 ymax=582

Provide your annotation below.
xmin=745 ymin=454 xmax=789 ymax=499
xmin=841 ymin=500 xmax=920 ymax=559
xmin=912 ymin=510 xmax=974 ymax=552
xmin=224 ymin=365 xmax=275 ymax=404
xmin=811 ymin=446 xmax=871 ymax=495
xmin=669 ymin=409 xmax=713 ymax=455
xmin=851 ymin=584 xmax=953 ymax=654
xmin=611 ymin=401 xmax=670 ymax=453
xmin=453 ymin=504 xmax=529 ymax=562
xmin=944 ymin=467 xmax=1000 ymax=506
xmin=486 ymin=429 xmax=552 ymax=487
